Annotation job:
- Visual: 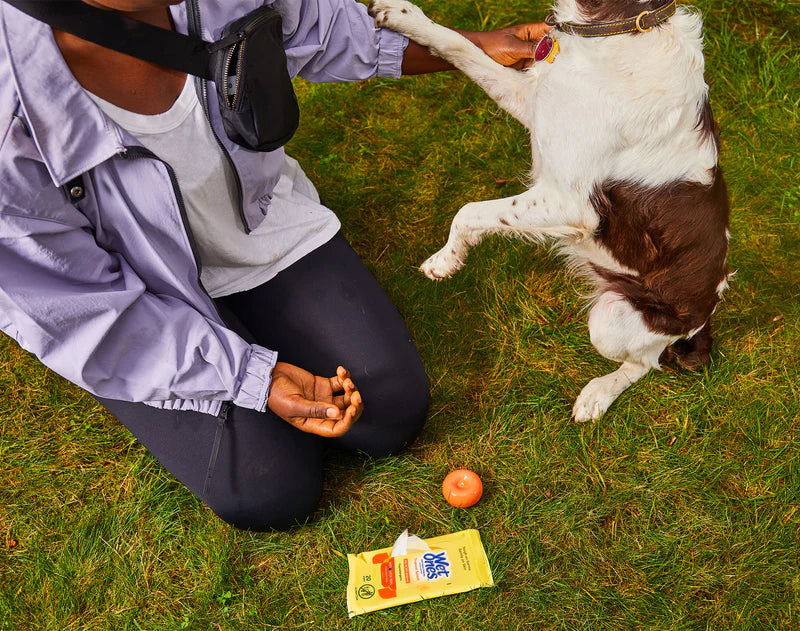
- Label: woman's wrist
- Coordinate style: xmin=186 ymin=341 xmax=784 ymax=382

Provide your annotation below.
xmin=459 ymin=29 xmax=485 ymax=52
xmin=400 ymin=30 xmax=487 ymax=75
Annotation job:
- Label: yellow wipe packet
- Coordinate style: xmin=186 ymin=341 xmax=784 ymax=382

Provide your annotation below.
xmin=346 ymin=529 xmax=494 ymax=617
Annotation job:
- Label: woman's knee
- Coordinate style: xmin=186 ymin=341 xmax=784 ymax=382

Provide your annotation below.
xmin=391 ymin=362 xmax=430 ymax=449
xmin=338 ymin=359 xmax=430 ymax=457
xmin=205 ymin=468 xmax=324 ymax=531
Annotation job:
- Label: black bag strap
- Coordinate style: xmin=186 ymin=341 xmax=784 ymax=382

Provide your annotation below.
xmin=2 ymin=0 xmax=216 ymax=80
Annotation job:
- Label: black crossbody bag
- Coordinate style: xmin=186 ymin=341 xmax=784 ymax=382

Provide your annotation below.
xmin=3 ymin=0 xmax=300 ymax=152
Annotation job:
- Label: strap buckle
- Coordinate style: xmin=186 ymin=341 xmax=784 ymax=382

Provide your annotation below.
xmin=635 ymin=10 xmax=654 ymax=33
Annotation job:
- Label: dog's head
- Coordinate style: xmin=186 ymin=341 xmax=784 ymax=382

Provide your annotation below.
xmin=552 ymin=0 xmax=668 ymax=24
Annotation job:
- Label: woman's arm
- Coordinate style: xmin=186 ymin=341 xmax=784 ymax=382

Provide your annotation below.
xmin=0 ymin=202 xmax=364 ymax=432
xmin=0 ymin=204 xmax=275 ymax=415
xmin=402 ymin=23 xmax=554 ymax=74
xmin=276 ymin=0 xmax=550 ymax=81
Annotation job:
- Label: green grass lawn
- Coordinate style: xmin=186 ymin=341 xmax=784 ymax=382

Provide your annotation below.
xmin=1 ymin=1 xmax=798 ymax=629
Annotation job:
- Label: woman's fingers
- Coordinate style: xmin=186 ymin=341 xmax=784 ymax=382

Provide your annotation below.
xmin=328 ymin=367 xmax=359 ymax=411
xmin=274 ymin=395 xmax=340 ymax=422
xmin=335 ymin=383 xmax=363 ymax=407
xmin=328 ymin=365 xmax=352 ymax=392
xmin=283 ymin=386 xmax=362 ymax=438
xmin=513 ymin=22 xmax=553 ymax=42
xmin=351 ymin=390 xmax=363 ymax=422
xmin=332 ymin=388 xmax=363 ymax=421
xmin=291 ymin=399 xmax=360 ymax=437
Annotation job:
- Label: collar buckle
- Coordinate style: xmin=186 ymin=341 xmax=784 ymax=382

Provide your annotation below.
xmin=635 ymin=10 xmax=654 ymax=33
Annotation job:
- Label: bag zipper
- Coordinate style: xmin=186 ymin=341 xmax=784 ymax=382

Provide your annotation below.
xmin=186 ymin=0 xmax=250 ymax=234
xmin=223 ymin=38 xmax=245 ymax=109
xmin=216 ymin=9 xmax=282 ymax=112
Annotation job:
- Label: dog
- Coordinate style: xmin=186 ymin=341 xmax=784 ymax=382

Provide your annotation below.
xmin=368 ymin=0 xmax=731 ymax=421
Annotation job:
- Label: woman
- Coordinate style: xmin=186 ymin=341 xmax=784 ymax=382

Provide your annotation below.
xmin=0 ymin=0 xmax=550 ymax=529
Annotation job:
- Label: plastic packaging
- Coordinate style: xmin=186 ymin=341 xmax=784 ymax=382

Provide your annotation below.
xmin=346 ymin=529 xmax=494 ymax=617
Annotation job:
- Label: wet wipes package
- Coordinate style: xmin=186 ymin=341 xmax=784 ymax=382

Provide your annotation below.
xmin=346 ymin=529 xmax=494 ymax=617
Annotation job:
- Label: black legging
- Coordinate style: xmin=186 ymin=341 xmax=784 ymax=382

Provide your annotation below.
xmin=95 ymin=232 xmax=429 ymax=530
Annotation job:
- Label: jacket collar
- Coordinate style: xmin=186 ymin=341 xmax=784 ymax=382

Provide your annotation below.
xmin=1 ymin=3 xmax=125 ymax=186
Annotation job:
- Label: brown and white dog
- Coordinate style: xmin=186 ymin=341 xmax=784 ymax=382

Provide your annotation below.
xmin=368 ymin=0 xmax=731 ymax=421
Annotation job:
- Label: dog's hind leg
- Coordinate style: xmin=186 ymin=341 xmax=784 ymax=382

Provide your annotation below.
xmin=369 ymin=0 xmax=535 ymax=126
xmin=572 ymin=292 xmax=676 ymax=422
xmin=421 ymin=185 xmax=584 ymax=279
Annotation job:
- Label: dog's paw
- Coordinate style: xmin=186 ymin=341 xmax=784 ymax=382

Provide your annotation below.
xmin=419 ymin=248 xmax=464 ymax=280
xmin=368 ymin=0 xmax=430 ymax=35
xmin=572 ymin=378 xmax=617 ymax=423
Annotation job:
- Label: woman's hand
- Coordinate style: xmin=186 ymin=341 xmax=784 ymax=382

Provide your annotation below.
xmin=267 ymin=363 xmax=363 ymax=437
xmin=473 ymin=23 xmax=554 ymax=69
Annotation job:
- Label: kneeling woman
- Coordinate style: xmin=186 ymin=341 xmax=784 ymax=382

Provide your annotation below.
xmin=0 ymin=0 xmax=549 ymax=529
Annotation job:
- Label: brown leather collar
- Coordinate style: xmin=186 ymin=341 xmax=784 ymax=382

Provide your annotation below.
xmin=546 ymin=0 xmax=677 ymax=38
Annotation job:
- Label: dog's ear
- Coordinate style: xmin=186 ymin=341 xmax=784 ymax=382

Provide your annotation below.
xmin=577 ymin=0 xmax=608 ymax=14
xmin=577 ymin=0 xmax=662 ymax=22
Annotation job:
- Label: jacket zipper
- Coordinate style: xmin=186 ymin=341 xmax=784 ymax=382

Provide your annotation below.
xmin=122 ymin=145 xmax=234 ymax=419
xmin=203 ymin=400 xmax=230 ymax=497
xmin=121 ymin=145 xmax=208 ymax=284
xmin=186 ymin=0 xmax=250 ymax=234
xmin=122 ymin=146 xmax=205 ymax=283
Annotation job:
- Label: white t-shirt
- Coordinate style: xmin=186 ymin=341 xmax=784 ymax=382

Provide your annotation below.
xmin=86 ymin=78 xmax=340 ymax=298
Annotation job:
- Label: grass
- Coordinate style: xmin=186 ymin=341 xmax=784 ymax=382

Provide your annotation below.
xmin=1 ymin=0 xmax=799 ymax=629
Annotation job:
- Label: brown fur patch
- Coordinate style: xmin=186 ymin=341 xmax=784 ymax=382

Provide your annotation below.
xmin=576 ymin=0 xmax=665 ymax=22
xmin=696 ymin=95 xmax=720 ymax=154
xmin=590 ymin=167 xmax=730 ymax=336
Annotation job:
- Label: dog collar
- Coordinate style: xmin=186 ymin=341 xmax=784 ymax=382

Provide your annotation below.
xmin=545 ymin=0 xmax=677 ymax=38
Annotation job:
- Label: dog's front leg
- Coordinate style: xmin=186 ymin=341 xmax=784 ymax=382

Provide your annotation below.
xmin=420 ymin=186 xmax=586 ymax=280
xmin=369 ymin=0 xmax=536 ymax=126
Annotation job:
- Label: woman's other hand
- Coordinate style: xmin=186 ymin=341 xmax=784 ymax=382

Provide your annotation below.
xmin=267 ymin=363 xmax=363 ymax=437
xmin=475 ymin=23 xmax=554 ymax=69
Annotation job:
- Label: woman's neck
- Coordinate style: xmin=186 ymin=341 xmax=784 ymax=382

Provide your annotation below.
xmin=53 ymin=7 xmax=187 ymax=115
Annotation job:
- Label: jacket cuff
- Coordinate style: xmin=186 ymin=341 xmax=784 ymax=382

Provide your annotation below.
xmin=376 ymin=28 xmax=409 ymax=78
xmin=233 ymin=345 xmax=278 ymax=412
xmin=143 ymin=397 xmax=224 ymax=416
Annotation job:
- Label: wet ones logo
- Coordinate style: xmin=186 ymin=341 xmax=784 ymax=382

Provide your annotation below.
xmin=422 ymin=551 xmax=451 ymax=580
xmin=369 ymin=548 xmax=453 ymax=600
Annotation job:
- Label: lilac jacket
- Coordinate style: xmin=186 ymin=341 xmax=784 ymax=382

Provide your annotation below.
xmin=0 ymin=0 xmax=407 ymax=415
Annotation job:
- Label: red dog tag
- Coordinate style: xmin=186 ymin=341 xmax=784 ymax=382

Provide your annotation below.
xmin=534 ymin=34 xmax=560 ymax=64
